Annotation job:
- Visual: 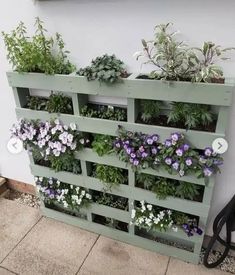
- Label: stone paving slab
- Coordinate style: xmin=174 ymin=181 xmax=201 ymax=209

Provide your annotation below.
xmin=0 ymin=198 xmax=41 ymax=263
xmin=78 ymin=235 xmax=169 ymax=275
xmin=1 ymin=217 xmax=98 ymax=275
xmin=0 ymin=267 xmax=16 ymax=275
xmin=166 ymin=258 xmax=229 ymax=275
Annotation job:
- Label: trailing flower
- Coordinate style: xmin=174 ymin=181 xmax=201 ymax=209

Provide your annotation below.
xmin=131 ymin=201 xmax=203 ymax=237
xmin=35 ymin=176 xmax=92 ymax=210
xmin=10 ymin=119 xmax=89 ymax=172
xmin=113 ymin=126 xmax=223 ymax=178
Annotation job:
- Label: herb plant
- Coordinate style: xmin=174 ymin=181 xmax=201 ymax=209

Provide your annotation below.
xmin=175 ymin=182 xmax=200 ymax=201
xmin=92 ymin=134 xmax=113 ymax=156
xmin=93 ymin=192 xmax=128 ymax=210
xmin=26 ymin=96 xmax=47 ymax=111
xmin=2 ymin=17 xmax=75 ymax=74
xmin=167 ymin=102 xmax=214 ymax=130
xmin=77 ymin=54 xmax=128 ymax=83
xmin=94 ymin=164 xmax=126 ymax=190
xmin=140 ymin=100 xmax=162 ymax=123
xmin=151 ymin=179 xmax=176 ymax=199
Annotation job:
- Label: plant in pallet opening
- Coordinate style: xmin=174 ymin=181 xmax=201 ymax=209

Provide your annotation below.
xmin=167 ymin=102 xmax=214 ymax=130
xmin=81 ymin=105 xmax=127 ymax=121
xmin=92 ymin=134 xmax=114 ymax=156
xmin=134 ymin=22 xmax=234 ymax=82
xmin=140 ymin=100 xmax=162 ymax=123
xmin=94 ymin=164 xmax=126 ymax=191
xmin=113 ymin=126 xmax=223 ymax=178
xmin=35 ymin=176 xmax=92 ymax=210
xmin=93 ymin=192 xmax=128 ymax=211
xmin=2 ymin=17 xmax=75 ymax=74
xmin=136 ymin=173 xmax=200 ymax=200
xmin=77 ymin=54 xmax=128 ymax=83
xmin=10 ymin=119 xmax=89 ymax=172
xmin=26 ymin=93 xmax=73 ymax=114
xmin=131 ymin=201 xmax=203 ymax=237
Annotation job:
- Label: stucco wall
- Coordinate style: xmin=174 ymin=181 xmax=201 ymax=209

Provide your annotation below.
xmin=0 ymin=0 xmax=235 ymax=239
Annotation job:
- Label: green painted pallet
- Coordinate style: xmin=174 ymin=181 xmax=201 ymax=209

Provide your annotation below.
xmin=7 ymin=71 xmax=234 ymax=264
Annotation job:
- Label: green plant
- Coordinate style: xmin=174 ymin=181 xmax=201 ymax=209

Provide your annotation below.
xmin=92 ymin=134 xmax=113 ymax=156
xmin=94 ymin=192 xmax=128 ymax=210
xmin=140 ymin=100 xmax=162 ymax=122
xmin=152 ymin=179 xmax=176 ymax=200
xmin=95 ymin=164 xmax=126 ymax=190
xmin=136 ymin=173 xmax=156 ymax=190
xmin=81 ymin=105 xmax=127 ymax=121
xmin=46 ymin=93 xmax=73 ymax=114
xmin=77 ymin=54 xmax=128 ymax=83
xmin=175 ymin=181 xmax=200 ymax=201
xmin=167 ymin=102 xmax=214 ymax=129
xmin=26 ymin=96 xmax=47 ymax=110
xmin=191 ymin=42 xmax=235 ymax=82
xmin=2 ymin=17 xmax=75 ymax=74
xmin=172 ymin=211 xmax=189 ymax=225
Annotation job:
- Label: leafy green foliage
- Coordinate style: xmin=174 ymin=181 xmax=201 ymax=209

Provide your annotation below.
xmin=2 ymin=17 xmax=75 ymax=74
xmin=167 ymin=102 xmax=214 ymax=129
xmin=151 ymin=179 xmax=176 ymax=199
xmin=81 ymin=105 xmax=127 ymax=121
xmin=175 ymin=181 xmax=200 ymax=200
xmin=172 ymin=211 xmax=189 ymax=225
xmin=26 ymin=93 xmax=73 ymax=114
xmin=136 ymin=173 xmax=156 ymax=190
xmin=93 ymin=192 xmax=128 ymax=210
xmin=136 ymin=23 xmax=234 ymax=82
xmin=140 ymin=100 xmax=162 ymax=122
xmin=94 ymin=164 xmax=126 ymax=190
xmin=91 ymin=134 xmax=113 ymax=156
xmin=190 ymin=42 xmax=235 ymax=82
xmin=77 ymin=54 xmax=128 ymax=83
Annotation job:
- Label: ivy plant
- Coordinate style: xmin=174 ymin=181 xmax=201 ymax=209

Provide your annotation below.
xmin=2 ymin=17 xmax=76 ymax=74
xmin=77 ymin=54 xmax=128 ymax=83
xmin=167 ymin=102 xmax=214 ymax=130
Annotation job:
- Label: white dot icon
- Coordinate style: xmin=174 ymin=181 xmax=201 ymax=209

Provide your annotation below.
xmin=7 ymin=138 xmax=23 ymax=154
xmin=212 ymin=138 xmax=228 ymax=154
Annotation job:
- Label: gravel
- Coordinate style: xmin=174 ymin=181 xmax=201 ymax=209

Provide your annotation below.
xmin=4 ymin=189 xmax=40 ymax=208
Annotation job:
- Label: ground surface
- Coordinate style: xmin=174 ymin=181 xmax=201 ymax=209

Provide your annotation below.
xmin=0 ymin=195 xmax=233 ymax=275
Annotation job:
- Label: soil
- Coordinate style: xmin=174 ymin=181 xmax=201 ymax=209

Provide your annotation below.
xmin=4 ymin=190 xmax=40 ymax=208
xmin=136 ymin=114 xmax=217 ymax=132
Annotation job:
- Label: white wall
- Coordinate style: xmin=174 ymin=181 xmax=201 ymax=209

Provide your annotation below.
xmin=0 ymin=0 xmax=235 ymax=238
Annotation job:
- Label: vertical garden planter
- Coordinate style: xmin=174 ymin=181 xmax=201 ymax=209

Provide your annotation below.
xmin=7 ymin=71 xmax=234 ymax=264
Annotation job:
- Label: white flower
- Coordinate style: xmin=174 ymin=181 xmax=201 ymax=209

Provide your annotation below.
xmin=56 ymin=180 xmax=60 ymax=186
xmin=81 ymin=190 xmax=86 ymax=197
xmin=63 ymin=201 xmax=68 ymax=208
xmin=67 ymin=134 xmax=73 ymax=143
xmin=63 ymin=125 xmax=68 ymax=130
xmin=53 ymin=149 xmax=60 ymax=157
xmin=153 ymin=217 xmax=160 ymax=224
xmin=75 ymin=187 xmax=80 ymax=192
xmin=51 ymin=127 xmax=57 ymax=135
xmin=131 ymin=209 xmax=136 ymax=219
xmin=39 ymin=177 xmax=43 ymax=182
xmin=140 ymin=200 xmax=145 ymax=205
xmin=172 ymin=226 xmax=178 ymax=232
xmin=61 ymin=146 xmax=66 ymax=153
xmin=54 ymin=119 xmax=60 ymax=125
xmin=86 ymin=193 xmax=91 ymax=199
xmin=64 ymin=189 xmax=69 ymax=195
xmin=77 ymin=198 xmax=82 ymax=205
xmin=70 ymin=123 xmax=76 ymax=131
xmin=45 ymin=148 xmax=50 ymax=155
xmin=149 ymin=213 xmax=154 ymax=219
xmin=34 ymin=176 xmax=39 ymax=182
xmin=70 ymin=142 xmax=76 ymax=150
xmin=79 ymin=138 xmax=85 ymax=145
xmin=147 ymin=204 xmax=152 ymax=211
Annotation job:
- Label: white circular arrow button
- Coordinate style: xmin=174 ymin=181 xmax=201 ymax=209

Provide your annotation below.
xmin=7 ymin=138 xmax=23 ymax=154
xmin=212 ymin=138 xmax=228 ymax=154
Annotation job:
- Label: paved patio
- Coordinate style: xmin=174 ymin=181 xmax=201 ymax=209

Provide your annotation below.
xmin=0 ymin=198 xmax=229 ymax=275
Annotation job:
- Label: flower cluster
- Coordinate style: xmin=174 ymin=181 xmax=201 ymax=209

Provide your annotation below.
xmin=113 ymin=126 xmax=160 ymax=170
xmin=35 ymin=176 xmax=92 ymax=210
xmin=10 ymin=119 xmax=89 ymax=171
xmin=113 ymin=126 xmax=223 ymax=178
xmin=131 ymin=201 xmax=203 ymax=237
xmin=131 ymin=201 xmax=173 ymax=231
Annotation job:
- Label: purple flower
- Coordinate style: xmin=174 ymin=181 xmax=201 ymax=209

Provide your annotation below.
xmin=204 ymin=147 xmax=213 ymax=157
xmin=171 ymin=133 xmax=181 ymax=142
xmin=183 ymin=144 xmax=190 ymax=151
xmin=133 ymin=159 xmax=139 ymax=166
xmin=213 ymin=159 xmax=223 ymax=166
xmin=203 ymin=167 xmax=213 ymax=177
xmin=141 ymin=152 xmax=148 ymax=158
xmin=152 ymin=135 xmax=159 ymax=142
xmin=130 ymin=158 xmax=134 ymax=163
xmin=139 ymin=146 xmax=145 ymax=153
xmin=114 ymin=141 xmax=121 ymax=148
xmin=179 ymin=170 xmax=185 ymax=177
xmin=172 ymin=161 xmax=179 ymax=170
xmin=131 ymin=153 xmax=136 ymax=158
xmin=165 ymin=157 xmax=172 ymax=165
xmin=124 ymin=140 xmax=130 ymax=145
xmin=176 ymin=148 xmax=184 ymax=157
xmin=126 ymin=147 xmax=132 ymax=155
xmin=146 ymin=137 xmax=153 ymax=145
xmin=164 ymin=139 xmax=172 ymax=147
xmin=151 ymin=147 xmax=158 ymax=155
xmin=185 ymin=157 xmax=193 ymax=166
xmin=199 ymin=156 xmax=207 ymax=164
